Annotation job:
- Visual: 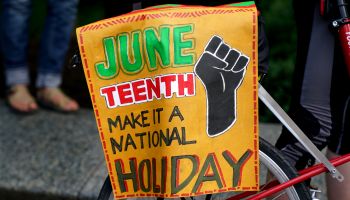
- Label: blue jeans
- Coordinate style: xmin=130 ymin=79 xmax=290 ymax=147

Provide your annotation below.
xmin=1 ymin=0 xmax=79 ymax=88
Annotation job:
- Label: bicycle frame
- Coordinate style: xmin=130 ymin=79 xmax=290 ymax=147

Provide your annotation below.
xmin=332 ymin=0 xmax=350 ymax=77
xmin=250 ymin=1 xmax=350 ymax=196
xmin=227 ymin=153 xmax=350 ymax=200
xmin=258 ymin=84 xmax=344 ymax=182
xmin=225 ymin=84 xmax=350 ymax=200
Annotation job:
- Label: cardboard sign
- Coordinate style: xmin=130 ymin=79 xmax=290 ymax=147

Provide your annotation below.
xmin=77 ymin=2 xmax=259 ymax=199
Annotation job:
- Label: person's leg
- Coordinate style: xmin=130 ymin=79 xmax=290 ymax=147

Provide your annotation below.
xmin=276 ymin=1 xmax=350 ymax=199
xmin=326 ymin=44 xmax=350 ymax=199
xmin=1 ymin=0 xmax=38 ymax=112
xmin=275 ymin=0 xmax=335 ymax=170
xmin=36 ymin=0 xmax=79 ymax=112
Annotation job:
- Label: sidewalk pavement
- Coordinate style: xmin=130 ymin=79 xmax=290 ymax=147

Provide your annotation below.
xmin=0 ymin=100 xmax=326 ymax=200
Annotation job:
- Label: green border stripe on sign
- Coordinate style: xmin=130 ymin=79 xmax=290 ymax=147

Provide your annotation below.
xmin=228 ymin=1 xmax=255 ymax=7
xmin=150 ymin=4 xmax=181 ymax=9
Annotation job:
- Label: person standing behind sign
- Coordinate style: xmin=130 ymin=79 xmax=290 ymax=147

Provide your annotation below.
xmin=1 ymin=0 xmax=79 ymax=113
xmin=275 ymin=0 xmax=350 ymax=199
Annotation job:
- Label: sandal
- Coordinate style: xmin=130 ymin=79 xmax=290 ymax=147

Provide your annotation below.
xmin=37 ymin=87 xmax=79 ymax=112
xmin=7 ymin=84 xmax=38 ymax=113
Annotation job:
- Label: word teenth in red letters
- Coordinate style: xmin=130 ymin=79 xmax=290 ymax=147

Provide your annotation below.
xmin=100 ymin=73 xmax=195 ymax=108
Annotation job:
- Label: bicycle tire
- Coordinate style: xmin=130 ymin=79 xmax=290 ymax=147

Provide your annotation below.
xmin=207 ymin=137 xmax=311 ymax=200
xmin=257 ymin=137 xmax=311 ymax=200
xmin=97 ymin=137 xmax=311 ymax=200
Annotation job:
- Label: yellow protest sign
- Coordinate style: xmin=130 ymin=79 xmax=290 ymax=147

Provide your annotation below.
xmin=77 ymin=2 xmax=259 ymax=199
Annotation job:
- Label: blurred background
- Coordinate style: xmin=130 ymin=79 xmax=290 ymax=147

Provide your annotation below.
xmin=0 ymin=0 xmax=297 ymax=122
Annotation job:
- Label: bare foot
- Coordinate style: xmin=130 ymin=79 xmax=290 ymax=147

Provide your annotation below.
xmin=7 ymin=84 xmax=38 ymax=113
xmin=37 ymin=87 xmax=79 ymax=112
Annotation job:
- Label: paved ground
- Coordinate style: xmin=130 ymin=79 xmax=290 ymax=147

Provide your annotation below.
xmin=0 ymin=100 xmax=327 ymax=200
xmin=0 ymin=100 xmax=105 ymax=200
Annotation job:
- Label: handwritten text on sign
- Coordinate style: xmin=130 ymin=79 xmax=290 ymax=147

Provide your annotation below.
xmin=77 ymin=3 xmax=259 ymax=199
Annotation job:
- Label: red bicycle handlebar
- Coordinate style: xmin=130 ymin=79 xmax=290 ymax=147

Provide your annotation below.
xmin=338 ymin=20 xmax=350 ymax=77
xmin=334 ymin=0 xmax=350 ymax=77
xmin=226 ymin=153 xmax=350 ymax=200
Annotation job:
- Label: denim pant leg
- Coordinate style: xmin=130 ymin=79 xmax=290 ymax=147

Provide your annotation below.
xmin=1 ymin=0 xmax=32 ymax=87
xmin=36 ymin=0 xmax=79 ymax=88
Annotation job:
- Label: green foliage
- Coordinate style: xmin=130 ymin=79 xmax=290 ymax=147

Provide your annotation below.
xmin=259 ymin=0 xmax=297 ymax=122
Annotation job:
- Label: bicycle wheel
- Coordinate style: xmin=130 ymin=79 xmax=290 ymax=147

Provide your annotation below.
xmin=97 ymin=137 xmax=311 ymax=200
xmin=207 ymin=137 xmax=311 ymax=200
xmin=256 ymin=137 xmax=311 ymax=200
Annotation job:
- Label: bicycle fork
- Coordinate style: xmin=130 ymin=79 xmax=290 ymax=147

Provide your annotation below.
xmin=258 ymin=84 xmax=344 ymax=182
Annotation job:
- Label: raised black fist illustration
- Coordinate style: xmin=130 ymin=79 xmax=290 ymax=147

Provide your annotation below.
xmin=195 ymin=36 xmax=250 ymax=137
